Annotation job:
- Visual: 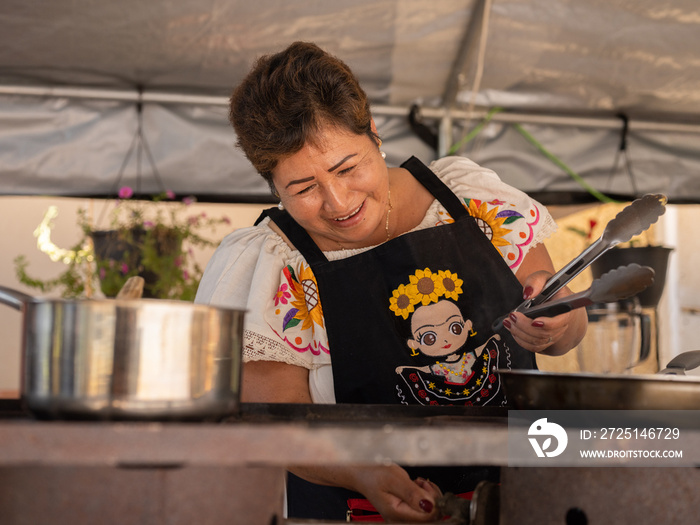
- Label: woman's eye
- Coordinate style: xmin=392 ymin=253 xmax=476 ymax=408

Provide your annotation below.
xmin=419 ymin=331 xmax=437 ymax=346
xmin=338 ymin=166 xmax=354 ymax=176
xmin=296 ymin=184 xmax=315 ymax=195
xmin=450 ymin=322 xmax=464 ymax=336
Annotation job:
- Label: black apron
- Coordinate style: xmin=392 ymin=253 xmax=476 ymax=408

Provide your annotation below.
xmin=260 ymin=156 xmax=536 ymax=520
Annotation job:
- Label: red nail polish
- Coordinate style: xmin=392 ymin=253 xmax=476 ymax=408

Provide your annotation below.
xmin=523 ymin=286 xmax=534 ymax=300
xmin=503 ymin=319 xmax=512 ymax=329
xmin=509 ymin=313 xmax=518 ymax=323
xmin=531 ymin=320 xmax=545 ymax=328
xmin=419 ymin=500 xmax=433 ymax=513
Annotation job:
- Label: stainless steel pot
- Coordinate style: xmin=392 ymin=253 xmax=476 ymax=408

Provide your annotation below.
xmin=0 ymin=286 xmax=245 ymax=420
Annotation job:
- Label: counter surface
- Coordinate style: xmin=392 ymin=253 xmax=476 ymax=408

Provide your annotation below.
xmin=0 ymin=402 xmax=510 ymax=468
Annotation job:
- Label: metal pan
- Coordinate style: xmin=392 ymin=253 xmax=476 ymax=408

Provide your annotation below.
xmin=0 ymin=285 xmax=245 ymax=420
xmin=500 ymin=351 xmax=700 ymax=410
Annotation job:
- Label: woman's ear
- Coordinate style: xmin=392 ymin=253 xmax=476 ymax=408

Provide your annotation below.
xmin=407 ymin=339 xmax=418 ymax=350
xmin=268 ymin=177 xmax=280 ymax=197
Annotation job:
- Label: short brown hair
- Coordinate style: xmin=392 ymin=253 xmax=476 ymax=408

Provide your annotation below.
xmin=229 ymin=41 xmax=378 ymax=188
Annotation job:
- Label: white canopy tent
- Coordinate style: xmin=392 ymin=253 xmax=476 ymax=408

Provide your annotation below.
xmin=1 ymin=0 xmax=700 ymax=204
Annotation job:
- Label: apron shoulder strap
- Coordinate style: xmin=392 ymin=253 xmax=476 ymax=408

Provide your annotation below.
xmin=400 ymin=156 xmax=469 ymax=220
xmin=255 ymin=207 xmax=328 ymax=264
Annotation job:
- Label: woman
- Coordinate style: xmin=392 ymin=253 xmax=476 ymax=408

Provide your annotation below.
xmin=196 ymin=41 xmax=587 ymax=522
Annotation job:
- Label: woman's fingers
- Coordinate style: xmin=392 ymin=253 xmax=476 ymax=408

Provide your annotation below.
xmin=505 ymin=311 xmax=568 ymax=352
xmin=355 ymin=465 xmax=440 ymax=522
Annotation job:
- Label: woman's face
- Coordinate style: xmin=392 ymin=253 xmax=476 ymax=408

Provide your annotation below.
xmin=408 ymin=301 xmax=470 ymax=358
xmin=271 ymin=123 xmax=389 ymax=250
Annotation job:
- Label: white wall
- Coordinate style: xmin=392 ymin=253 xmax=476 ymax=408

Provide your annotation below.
xmin=671 ymin=206 xmax=700 ymax=366
xmin=0 ymin=196 xmax=268 ymax=396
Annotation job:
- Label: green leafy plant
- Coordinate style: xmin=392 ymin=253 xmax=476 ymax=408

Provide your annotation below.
xmin=15 ymin=187 xmax=230 ymax=300
xmin=566 ymin=218 xmax=599 ymax=242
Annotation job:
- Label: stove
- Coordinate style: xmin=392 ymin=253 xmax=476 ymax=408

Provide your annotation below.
xmin=2 ymin=402 xmax=699 ymax=524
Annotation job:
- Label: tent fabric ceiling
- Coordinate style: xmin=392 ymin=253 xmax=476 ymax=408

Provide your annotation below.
xmin=1 ymin=0 xmax=700 ymax=202
xmin=0 ymin=0 xmax=471 ymax=104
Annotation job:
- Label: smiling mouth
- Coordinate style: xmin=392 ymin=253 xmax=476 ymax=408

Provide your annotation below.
xmin=333 ymin=202 xmax=363 ymax=221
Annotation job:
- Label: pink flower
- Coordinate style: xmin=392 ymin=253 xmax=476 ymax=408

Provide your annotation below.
xmin=587 ymin=219 xmax=598 ymax=240
xmin=274 ymin=283 xmax=291 ymax=306
xmin=183 ymin=270 xmax=190 ymax=280
xmin=183 ymin=196 xmax=196 ymax=205
xmin=121 ymin=263 xmax=129 ymax=274
xmin=118 ymin=186 xmax=134 ymax=199
xmin=222 ymin=216 xmax=231 ymax=224
xmin=99 ymin=268 xmax=106 ymax=280
xmin=165 ymin=190 xmax=176 ymax=200
xmin=143 ymin=220 xmax=155 ymax=229
xmin=174 ymin=256 xmax=183 ymax=267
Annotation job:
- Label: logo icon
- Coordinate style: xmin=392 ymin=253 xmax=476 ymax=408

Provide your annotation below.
xmin=528 ymin=417 xmax=568 ymax=458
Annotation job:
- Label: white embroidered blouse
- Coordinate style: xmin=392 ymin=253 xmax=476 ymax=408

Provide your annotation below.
xmin=195 ymin=156 xmax=557 ymax=403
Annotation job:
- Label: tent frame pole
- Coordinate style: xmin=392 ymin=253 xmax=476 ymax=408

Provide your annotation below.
xmin=2 ymin=85 xmax=700 ymax=135
xmin=437 ymin=0 xmax=489 ymax=157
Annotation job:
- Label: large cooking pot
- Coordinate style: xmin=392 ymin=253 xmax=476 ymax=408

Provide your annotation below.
xmin=500 ymin=351 xmax=700 ymax=410
xmin=0 ymin=286 xmax=245 ymax=420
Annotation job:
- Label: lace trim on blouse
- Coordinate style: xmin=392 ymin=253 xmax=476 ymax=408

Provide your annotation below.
xmin=242 ymin=329 xmax=324 ymax=370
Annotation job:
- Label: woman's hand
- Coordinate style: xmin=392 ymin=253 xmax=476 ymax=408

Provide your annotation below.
xmin=510 ymin=245 xmax=588 ymax=356
xmin=351 ymin=465 xmax=442 ymax=522
xmin=504 ymin=270 xmax=584 ymax=355
xmin=291 ymin=463 xmax=442 ymax=523
xmin=243 ymin=362 xmax=442 ymax=522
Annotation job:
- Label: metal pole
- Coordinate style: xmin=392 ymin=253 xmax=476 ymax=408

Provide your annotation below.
xmin=438 ymin=0 xmax=489 ymax=157
xmin=438 ymin=114 xmax=453 ymax=158
xmin=3 ymin=84 xmax=700 ymax=134
xmin=409 ymin=105 xmax=700 ymax=135
xmin=441 ymin=0 xmax=487 ymax=109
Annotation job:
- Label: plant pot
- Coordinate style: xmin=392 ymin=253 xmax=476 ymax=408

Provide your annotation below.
xmin=591 ymin=246 xmax=673 ymax=307
xmin=91 ymin=228 xmax=182 ymax=298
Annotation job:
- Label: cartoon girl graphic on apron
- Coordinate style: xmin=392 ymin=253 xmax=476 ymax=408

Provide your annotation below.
xmin=391 ymin=269 xmax=503 ymax=405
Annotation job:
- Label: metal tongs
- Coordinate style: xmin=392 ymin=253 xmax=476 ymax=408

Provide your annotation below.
xmin=508 ymin=263 xmax=654 ymax=319
xmin=492 ymin=193 xmax=667 ymax=331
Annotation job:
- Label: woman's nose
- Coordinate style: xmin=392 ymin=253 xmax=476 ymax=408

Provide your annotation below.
xmin=321 ymin=181 xmax=349 ymax=212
